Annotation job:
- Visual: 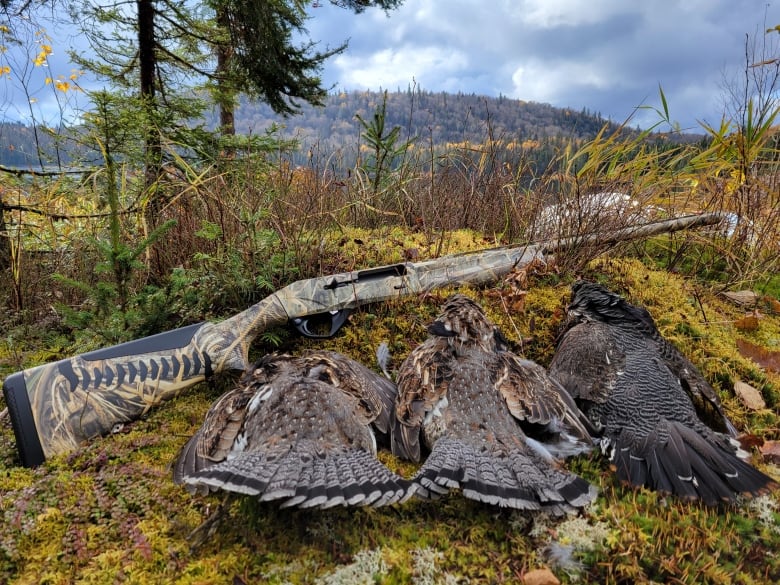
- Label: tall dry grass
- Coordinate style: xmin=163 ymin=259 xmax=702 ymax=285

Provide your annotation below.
xmin=1 ymin=109 xmax=779 ymax=332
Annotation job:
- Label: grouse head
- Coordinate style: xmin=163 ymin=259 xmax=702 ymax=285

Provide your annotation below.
xmin=427 ymin=294 xmax=509 ymax=352
xmin=241 ymin=352 xmax=296 ymax=386
xmin=568 ymin=281 xmax=656 ymax=330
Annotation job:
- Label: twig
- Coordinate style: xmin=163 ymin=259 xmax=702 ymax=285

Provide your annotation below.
xmin=0 ymin=201 xmax=139 ymax=220
xmin=691 ymin=285 xmax=710 ymax=325
xmin=0 ymin=165 xmax=96 ymax=177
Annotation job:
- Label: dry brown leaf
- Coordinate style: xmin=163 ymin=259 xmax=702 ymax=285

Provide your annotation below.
xmin=734 ymin=312 xmax=761 ymax=331
xmin=734 ymin=380 xmax=766 ymax=410
xmin=506 ymin=257 xmax=548 ymax=289
xmin=721 ymin=290 xmax=759 ymax=307
xmin=737 ymin=339 xmax=780 ymax=373
xmin=762 ymin=295 xmax=780 ymax=314
xmin=760 ymin=440 xmax=780 ymax=464
xmin=737 ymin=433 xmax=765 ymax=450
xmin=403 ymin=247 xmax=419 ymax=261
xmin=523 ymin=568 xmax=561 ymax=585
xmin=507 ymin=290 xmax=528 ymax=314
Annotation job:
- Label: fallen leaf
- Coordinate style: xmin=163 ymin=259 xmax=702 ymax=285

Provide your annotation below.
xmin=403 ymin=247 xmax=419 ymax=261
xmin=736 ymin=339 xmax=780 ymax=373
xmin=761 ymin=295 xmax=780 ymax=314
xmin=734 ymin=312 xmax=761 ymax=331
xmin=734 ymin=380 xmax=766 ymax=410
xmin=507 ymin=290 xmax=528 ymax=314
xmin=524 ymin=568 xmax=560 ymax=585
xmin=760 ymin=440 xmax=780 ymax=464
xmin=506 ymin=257 xmax=548 ymax=289
xmin=721 ymin=290 xmax=759 ymax=307
xmin=737 ymin=433 xmax=765 ymax=450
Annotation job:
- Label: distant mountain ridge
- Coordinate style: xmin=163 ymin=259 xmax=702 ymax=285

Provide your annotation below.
xmin=1 ymin=90 xmax=696 ymax=168
xmin=230 ymin=89 xmax=623 ymax=147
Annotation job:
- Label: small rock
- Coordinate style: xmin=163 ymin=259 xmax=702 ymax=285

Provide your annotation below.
xmin=523 ymin=568 xmax=560 ymax=585
xmin=734 ymin=380 xmax=766 ymax=410
xmin=721 ymin=290 xmax=759 ymax=307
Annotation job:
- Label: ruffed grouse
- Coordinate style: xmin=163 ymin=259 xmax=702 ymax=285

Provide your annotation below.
xmin=392 ymin=294 xmax=597 ymax=514
xmin=174 ymin=350 xmax=413 ymax=508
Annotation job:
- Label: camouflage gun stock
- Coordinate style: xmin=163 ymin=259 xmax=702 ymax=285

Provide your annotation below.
xmin=2 ymin=212 xmax=724 ymax=466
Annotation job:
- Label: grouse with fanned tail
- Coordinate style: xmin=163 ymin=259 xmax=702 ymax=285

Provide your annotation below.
xmin=392 ymin=294 xmax=597 ymax=514
xmin=548 ymin=280 xmax=777 ymax=505
xmin=174 ymin=350 xmax=413 ymax=508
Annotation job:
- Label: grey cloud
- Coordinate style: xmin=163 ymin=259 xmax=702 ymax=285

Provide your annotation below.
xmin=306 ymin=0 xmax=779 ymax=129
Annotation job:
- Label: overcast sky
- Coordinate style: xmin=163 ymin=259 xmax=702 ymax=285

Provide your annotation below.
xmin=307 ymin=0 xmax=780 ymax=130
xmin=2 ymin=0 xmax=779 ymax=131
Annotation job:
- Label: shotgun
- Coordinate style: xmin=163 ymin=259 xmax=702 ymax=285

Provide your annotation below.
xmin=2 ymin=212 xmax=725 ymax=466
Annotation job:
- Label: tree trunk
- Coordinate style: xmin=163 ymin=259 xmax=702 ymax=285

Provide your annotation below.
xmin=217 ymin=55 xmax=235 ymax=136
xmin=216 ymin=6 xmax=236 ymax=140
xmin=0 ymin=200 xmax=10 ymax=274
xmin=137 ymin=0 xmax=166 ymax=279
xmin=138 ymin=0 xmax=161 ymax=194
xmin=0 ymin=199 xmax=22 ymax=311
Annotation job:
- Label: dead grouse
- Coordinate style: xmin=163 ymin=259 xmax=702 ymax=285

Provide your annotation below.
xmin=174 ymin=350 xmax=413 ymax=508
xmin=548 ymin=280 xmax=777 ymax=505
xmin=392 ymin=294 xmax=597 ymax=514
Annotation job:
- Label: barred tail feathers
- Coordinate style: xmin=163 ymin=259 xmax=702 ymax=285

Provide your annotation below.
xmin=181 ymin=446 xmax=414 ymax=508
xmin=610 ymin=420 xmax=777 ymax=505
xmin=412 ymin=437 xmax=596 ymax=514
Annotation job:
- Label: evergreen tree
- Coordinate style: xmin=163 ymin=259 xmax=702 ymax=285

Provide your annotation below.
xmin=62 ymin=0 xmax=402 ymax=275
xmin=212 ymin=1 xmax=403 ymax=131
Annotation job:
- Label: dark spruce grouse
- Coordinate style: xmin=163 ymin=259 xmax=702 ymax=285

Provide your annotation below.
xmin=549 ymin=280 xmax=777 ymax=505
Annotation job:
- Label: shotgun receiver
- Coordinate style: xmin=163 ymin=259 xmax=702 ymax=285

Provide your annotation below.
xmin=3 ymin=212 xmax=724 ymax=466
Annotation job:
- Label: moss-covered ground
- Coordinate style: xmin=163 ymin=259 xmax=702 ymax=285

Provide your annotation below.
xmin=2 ymin=232 xmax=779 ymax=584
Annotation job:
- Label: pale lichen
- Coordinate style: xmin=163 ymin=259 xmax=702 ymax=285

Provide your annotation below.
xmin=316 ymin=546 xmax=388 ymax=585
xmin=748 ymin=494 xmax=780 ymax=535
xmin=541 ymin=515 xmax=614 ymax=578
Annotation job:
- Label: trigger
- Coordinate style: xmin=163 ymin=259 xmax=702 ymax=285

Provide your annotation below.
xmin=291 ymin=309 xmax=351 ymax=338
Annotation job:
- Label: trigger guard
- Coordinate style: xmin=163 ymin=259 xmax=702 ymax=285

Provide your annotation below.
xmin=292 ymin=309 xmax=351 ymax=338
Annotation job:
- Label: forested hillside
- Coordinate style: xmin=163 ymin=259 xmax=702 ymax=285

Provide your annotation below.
xmin=1 ymin=89 xmax=697 ymax=169
xmin=231 ymin=88 xmax=622 ymax=146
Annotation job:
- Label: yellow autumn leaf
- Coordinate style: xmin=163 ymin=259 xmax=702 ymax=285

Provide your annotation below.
xmin=54 ymin=80 xmax=70 ymax=92
xmin=45 ymin=76 xmax=53 ymax=84
xmin=729 ymin=168 xmax=746 ymax=183
xmin=0 ymin=65 xmax=10 ymax=76
xmin=33 ymin=52 xmax=47 ymax=66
